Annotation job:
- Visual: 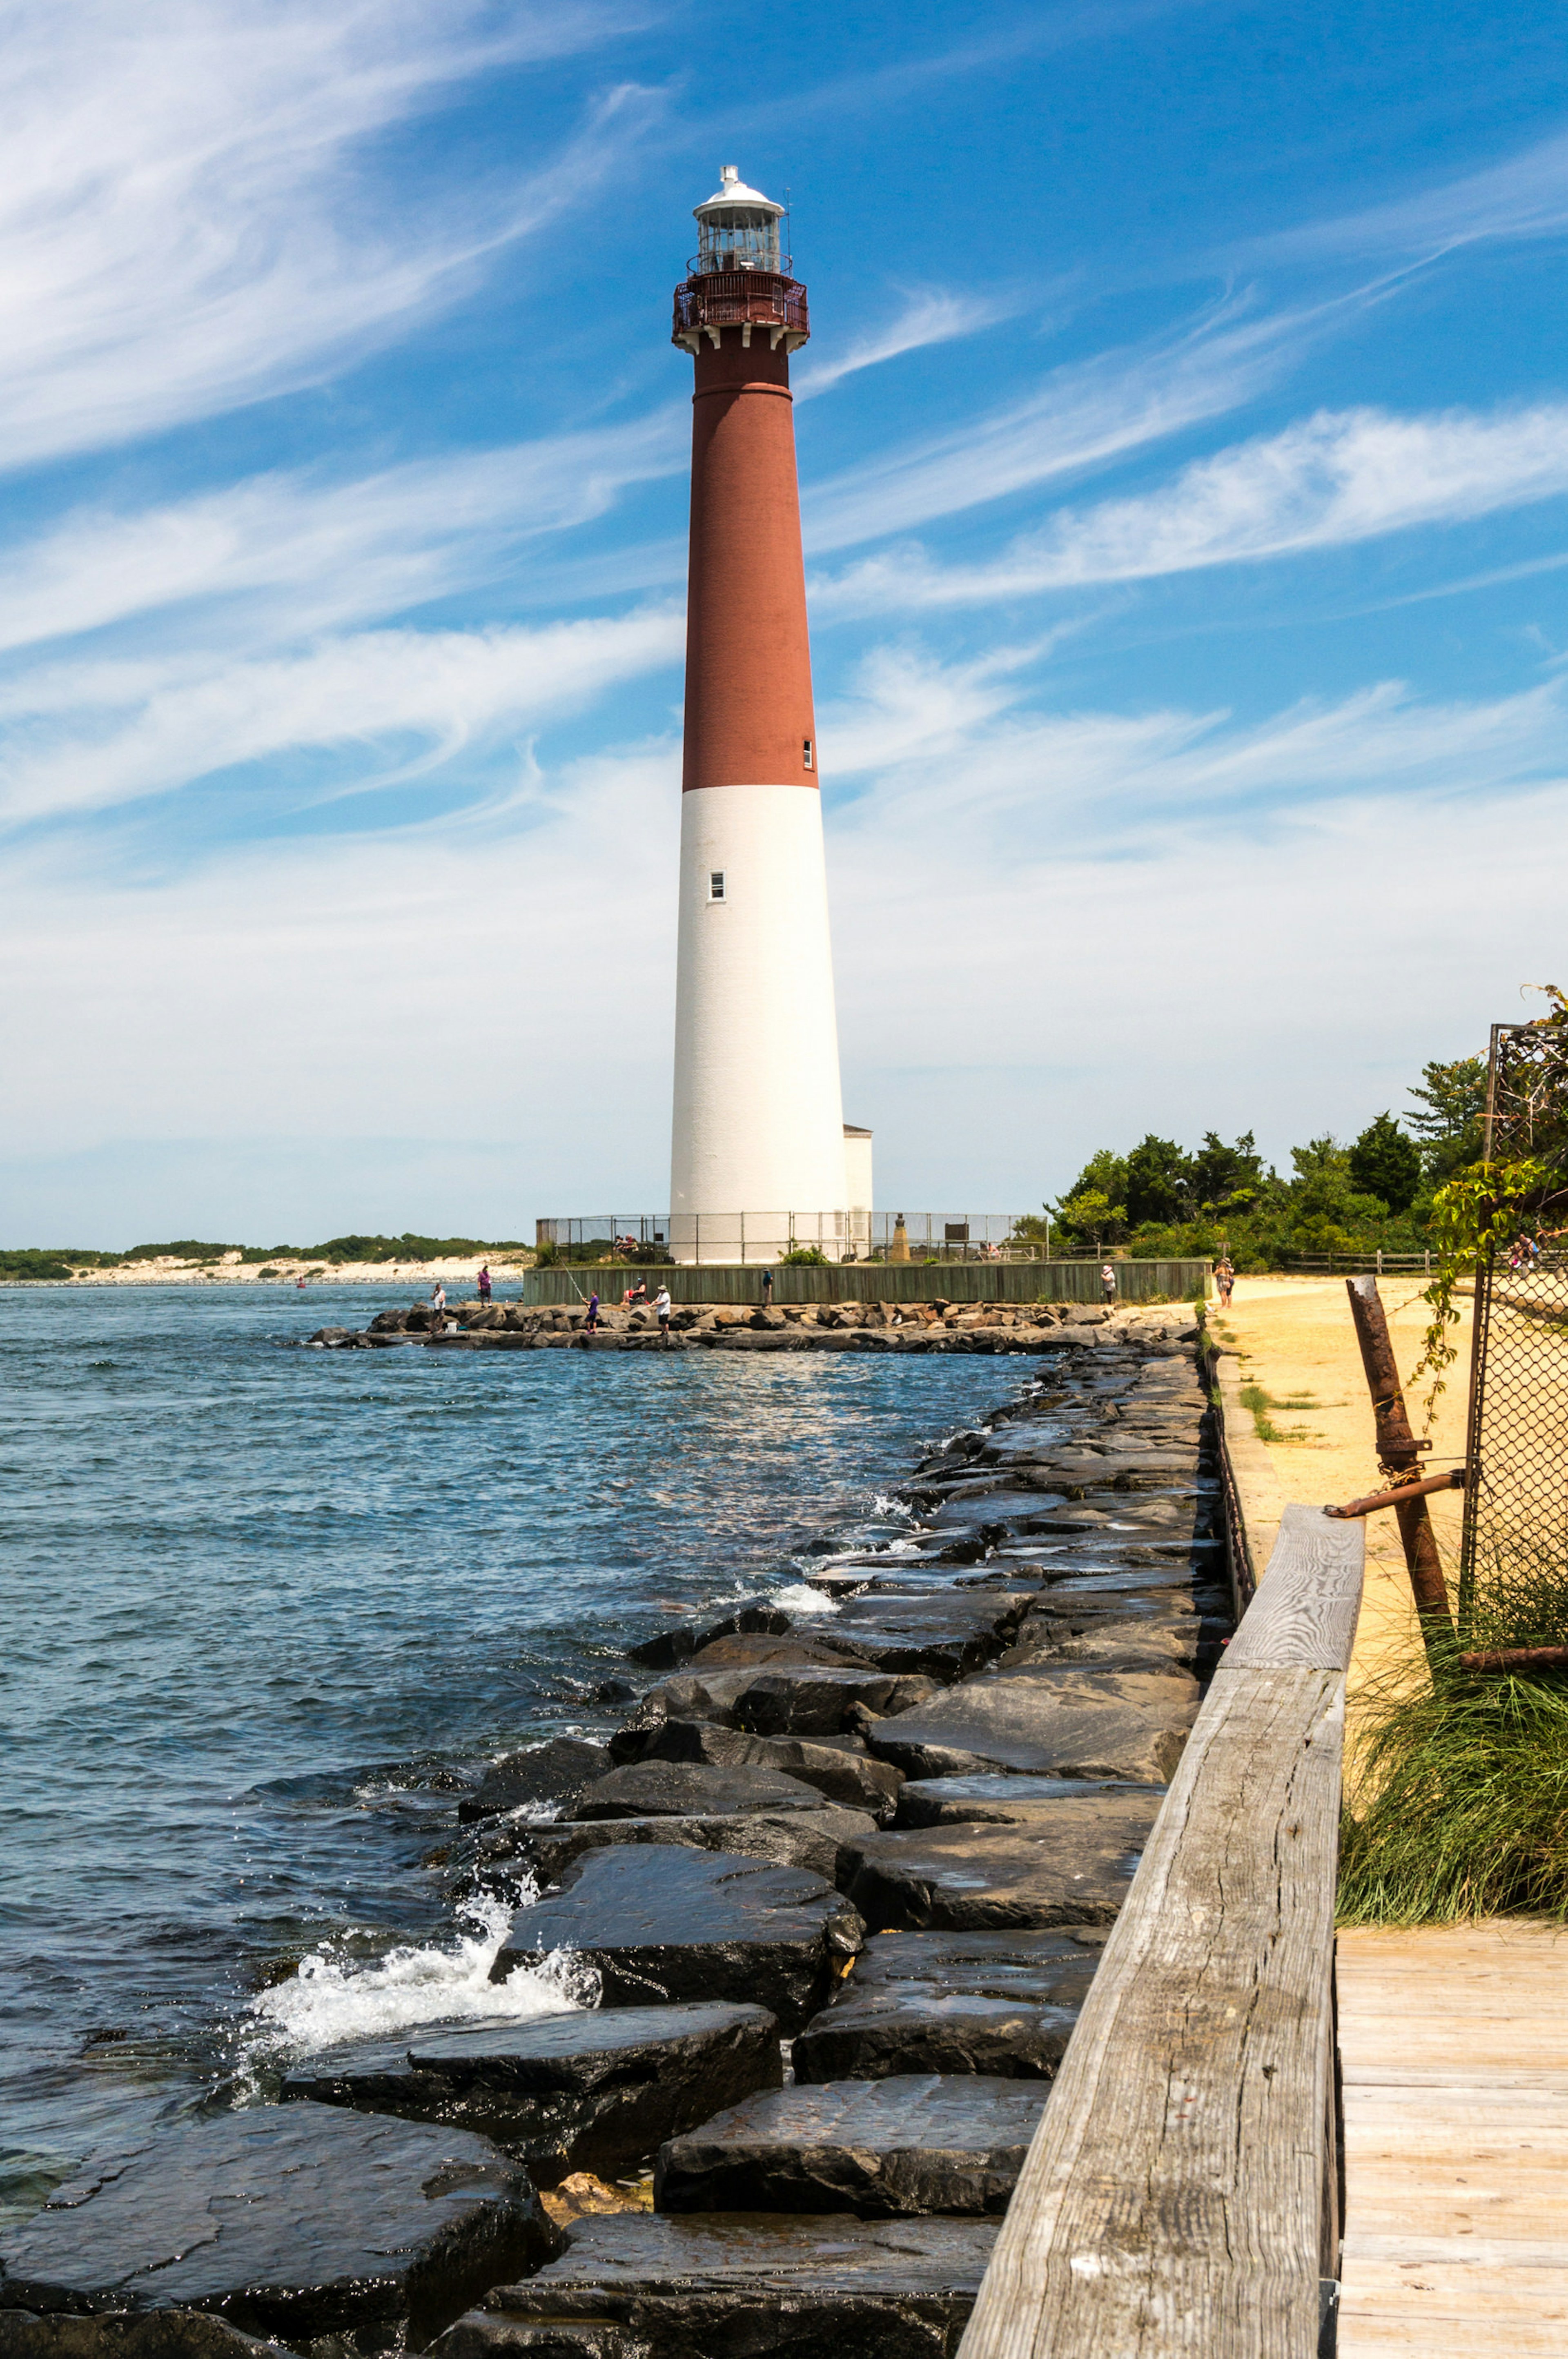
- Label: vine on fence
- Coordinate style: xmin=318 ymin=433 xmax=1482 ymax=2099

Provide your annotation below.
xmin=1410 ymin=986 xmax=1568 ymax=1429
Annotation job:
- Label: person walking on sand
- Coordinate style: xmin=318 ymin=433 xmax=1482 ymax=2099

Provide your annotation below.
xmin=653 ymin=1285 xmax=673 ymax=1345
xmin=477 ymin=1263 xmax=492 ymax=1303
xmin=1100 ymin=1262 xmax=1117 ymax=1306
xmin=584 ymin=1289 xmax=600 ymax=1335
xmin=1216 ymin=1255 xmax=1235 ymax=1307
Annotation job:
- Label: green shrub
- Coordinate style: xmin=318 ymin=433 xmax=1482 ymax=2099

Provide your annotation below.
xmin=781 ymin=1246 xmax=829 ymax=1266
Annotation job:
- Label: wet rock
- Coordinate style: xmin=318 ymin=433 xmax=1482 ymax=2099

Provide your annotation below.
xmin=488 ymin=1847 xmax=864 ymax=2033
xmin=433 ymin=2213 xmax=996 ymax=2359
xmin=893 ymin=1772 xmax=1164 ymax=1827
xmin=837 ymin=1794 xmax=1159 ymax=1931
xmin=996 ymin=1612 xmax=1221 ymax=1676
xmin=573 ymin=1763 xmax=824 ymax=1820
xmin=0 ymin=2104 xmax=559 ymax=2352
xmin=458 ymin=1740 xmax=612 ymax=1826
xmin=615 ymin=1641 xmax=878 ymax=1742
xmin=618 ymin=1721 xmax=903 ymax=1819
xmin=481 ymin=1805 xmax=877 ymax=1891
xmin=824 ymin=1593 xmax=1034 ymax=1678
xmin=282 ymin=2003 xmax=781 ymax=2185
xmin=793 ymin=1928 xmax=1100 ymax=2083
xmin=654 ymin=2075 xmax=1047 ymax=2216
xmin=627 ymin=1608 xmax=791 ymax=1673
xmin=0 ymin=2320 xmax=301 ymax=2359
xmin=866 ymin=1668 xmax=1200 ymax=1782
xmin=733 ymin=1668 xmax=940 ymax=1740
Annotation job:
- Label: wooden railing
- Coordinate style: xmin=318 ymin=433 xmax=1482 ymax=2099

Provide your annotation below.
xmin=961 ymin=1503 xmax=1365 ymax=2359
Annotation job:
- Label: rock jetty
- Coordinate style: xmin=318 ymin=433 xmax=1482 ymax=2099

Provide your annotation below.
xmin=305 ymin=1297 xmax=1137 ymax=1352
xmin=1 ymin=1308 xmax=1221 ymax=2358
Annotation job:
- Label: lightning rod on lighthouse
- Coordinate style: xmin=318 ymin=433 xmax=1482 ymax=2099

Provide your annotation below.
xmin=668 ymin=167 xmax=869 ymax=1263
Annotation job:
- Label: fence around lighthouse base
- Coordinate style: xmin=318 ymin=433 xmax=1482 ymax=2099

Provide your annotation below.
xmin=519 ymin=1257 xmax=1211 ymax=1309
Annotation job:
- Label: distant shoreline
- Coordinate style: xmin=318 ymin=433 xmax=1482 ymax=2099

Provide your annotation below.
xmin=4 ymin=1256 xmax=534 ymax=1287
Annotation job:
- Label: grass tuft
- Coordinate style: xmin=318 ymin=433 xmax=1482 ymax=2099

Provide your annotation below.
xmin=1338 ymin=1548 xmax=1568 ymax=1924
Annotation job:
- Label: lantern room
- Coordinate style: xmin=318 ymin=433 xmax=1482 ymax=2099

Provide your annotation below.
xmin=692 ymin=165 xmax=786 ymax=275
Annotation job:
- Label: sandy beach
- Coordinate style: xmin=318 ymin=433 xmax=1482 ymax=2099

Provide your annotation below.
xmin=1210 ymin=1272 xmax=1471 ymax=1699
xmin=41 ymin=1253 xmax=537 ymax=1287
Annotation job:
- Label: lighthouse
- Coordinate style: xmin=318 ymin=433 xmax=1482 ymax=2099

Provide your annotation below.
xmin=668 ymin=168 xmax=868 ymax=1264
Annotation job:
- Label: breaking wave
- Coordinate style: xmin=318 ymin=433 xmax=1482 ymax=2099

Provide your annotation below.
xmin=772 ymin=1582 xmax=842 ymax=1615
xmin=241 ymin=1892 xmax=598 ymax=2069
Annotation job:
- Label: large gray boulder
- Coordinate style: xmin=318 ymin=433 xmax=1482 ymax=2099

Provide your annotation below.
xmin=732 ymin=1668 xmax=940 ymax=1739
xmin=616 ymin=1721 xmax=903 ymax=1819
xmin=432 ymin=2213 xmax=996 ymax=2359
xmin=836 ymin=1794 xmax=1159 ymax=1931
xmin=488 ymin=1847 xmax=864 ymax=2033
xmin=0 ymin=2319 xmax=299 ymax=2359
xmin=793 ymin=1927 xmax=1100 ymax=2083
xmin=474 ymin=1804 xmax=876 ymax=1893
xmin=282 ymin=2002 xmax=780 ymax=2183
xmin=892 ymin=1772 xmax=1163 ymax=1827
xmin=572 ymin=1762 xmax=823 ymax=1820
xmin=459 ymin=1740 xmax=611 ymax=1825
xmin=866 ymin=1667 xmax=1200 ymax=1781
xmin=654 ymin=2076 xmax=1048 ymax=2216
xmin=0 ymin=2105 xmax=559 ymax=2352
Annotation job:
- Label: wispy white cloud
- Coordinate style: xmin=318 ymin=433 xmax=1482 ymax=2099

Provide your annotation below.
xmin=1254 ymin=125 xmax=1568 ymax=266
xmin=793 ymin=289 xmax=1016 ymax=399
xmin=816 ymin=646 xmax=1568 ymax=850
xmin=0 ymin=412 xmax=688 ymax=657
xmin=0 ymin=610 xmax=683 ymax=827
xmin=812 ymin=399 xmax=1568 ymax=613
xmin=0 ymin=0 xmax=653 ymax=466
xmin=800 ymin=301 xmax=1303 ymax=553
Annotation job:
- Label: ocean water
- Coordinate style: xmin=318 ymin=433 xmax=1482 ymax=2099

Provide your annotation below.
xmin=0 ymin=1284 xmax=1014 ymax=2225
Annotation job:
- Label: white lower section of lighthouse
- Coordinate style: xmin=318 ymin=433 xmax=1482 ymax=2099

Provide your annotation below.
xmin=669 ymin=782 xmax=866 ymax=1263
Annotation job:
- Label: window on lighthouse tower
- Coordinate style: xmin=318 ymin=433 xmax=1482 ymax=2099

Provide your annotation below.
xmin=708 ymin=871 xmax=725 ymax=902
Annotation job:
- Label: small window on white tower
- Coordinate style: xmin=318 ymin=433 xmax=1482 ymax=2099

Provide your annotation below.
xmin=708 ymin=870 xmax=725 ymax=901
xmin=802 ymin=737 xmax=814 ymax=769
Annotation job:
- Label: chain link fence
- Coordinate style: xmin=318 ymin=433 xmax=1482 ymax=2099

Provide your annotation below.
xmin=1458 ymin=1014 xmax=1568 ymax=1628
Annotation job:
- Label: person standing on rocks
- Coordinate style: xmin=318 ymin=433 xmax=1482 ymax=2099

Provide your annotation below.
xmin=477 ymin=1263 xmax=492 ymax=1303
xmin=653 ymin=1285 xmax=673 ymax=1345
xmin=584 ymin=1290 xmax=601 ymax=1335
xmin=762 ymin=1269 xmax=774 ymax=1308
xmin=1100 ymin=1262 xmax=1117 ymax=1305
xmin=430 ymin=1281 xmax=446 ymax=1330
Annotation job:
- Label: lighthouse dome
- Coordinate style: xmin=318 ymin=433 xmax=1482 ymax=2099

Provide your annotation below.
xmin=693 ymin=164 xmax=785 ymax=274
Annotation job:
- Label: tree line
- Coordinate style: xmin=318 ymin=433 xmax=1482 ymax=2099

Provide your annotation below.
xmin=1025 ymin=1055 xmax=1488 ymax=1268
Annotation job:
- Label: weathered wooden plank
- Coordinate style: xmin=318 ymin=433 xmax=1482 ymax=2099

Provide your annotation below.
xmin=1221 ymin=1501 xmax=1365 ymax=1671
xmin=1336 ymin=1918 xmax=1568 ymax=2355
xmin=958 ymin=1662 xmax=1345 ymax=2359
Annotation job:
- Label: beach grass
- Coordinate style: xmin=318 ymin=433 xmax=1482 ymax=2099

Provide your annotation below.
xmin=1338 ymin=1547 xmax=1568 ymax=1924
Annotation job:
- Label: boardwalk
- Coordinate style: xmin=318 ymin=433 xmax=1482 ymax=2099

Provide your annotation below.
xmin=1337 ymin=1920 xmax=1568 ymax=2353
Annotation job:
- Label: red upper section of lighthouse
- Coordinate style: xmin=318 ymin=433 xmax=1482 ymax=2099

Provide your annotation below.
xmin=673 ymin=271 xmax=808 ymax=350
xmin=675 ymin=170 xmax=817 ymax=796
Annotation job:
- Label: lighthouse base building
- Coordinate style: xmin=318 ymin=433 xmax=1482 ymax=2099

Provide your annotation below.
xmin=666 ymin=169 xmax=869 ymax=1265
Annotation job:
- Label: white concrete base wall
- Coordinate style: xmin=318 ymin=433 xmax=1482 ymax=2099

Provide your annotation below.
xmin=670 ymin=782 xmax=846 ymax=1261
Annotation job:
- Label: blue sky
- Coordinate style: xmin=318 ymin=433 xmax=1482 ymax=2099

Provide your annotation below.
xmin=2 ymin=0 xmax=1566 ymax=1244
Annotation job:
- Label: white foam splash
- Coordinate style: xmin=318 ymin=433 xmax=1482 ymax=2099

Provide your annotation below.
xmin=243 ymin=1892 xmax=597 ymax=2064
xmin=772 ymin=1582 xmax=842 ymax=1616
xmin=869 ymin=1492 xmax=916 ymax=1522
